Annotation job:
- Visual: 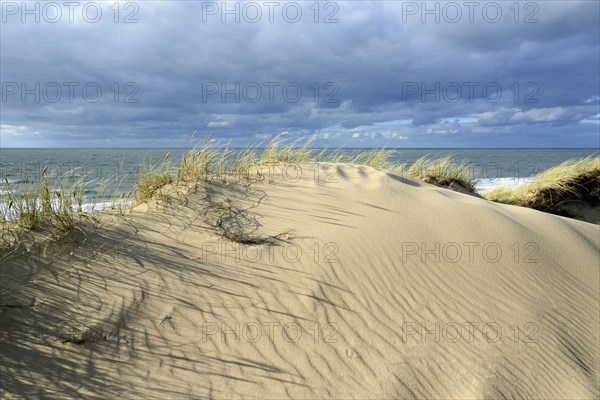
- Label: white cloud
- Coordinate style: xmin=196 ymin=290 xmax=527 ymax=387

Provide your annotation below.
xmin=0 ymin=124 xmax=27 ymax=136
xmin=207 ymin=120 xmax=230 ymax=128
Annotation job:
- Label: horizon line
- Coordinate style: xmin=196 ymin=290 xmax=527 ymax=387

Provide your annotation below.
xmin=2 ymin=147 xmax=599 ymax=151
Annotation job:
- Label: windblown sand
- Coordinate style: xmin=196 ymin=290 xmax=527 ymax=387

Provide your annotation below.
xmin=2 ymin=164 xmax=599 ymax=399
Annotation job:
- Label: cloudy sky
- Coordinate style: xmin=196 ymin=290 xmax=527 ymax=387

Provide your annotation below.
xmin=1 ymin=0 xmax=599 ymax=148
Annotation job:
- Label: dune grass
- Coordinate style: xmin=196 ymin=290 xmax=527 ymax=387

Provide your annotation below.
xmin=134 ymin=153 xmax=175 ymax=203
xmin=484 ymin=156 xmax=600 ymax=214
xmin=349 ymin=149 xmax=396 ymax=170
xmin=131 ymin=134 xmax=486 ymax=204
xmin=1 ymin=169 xmax=87 ymax=232
xmin=233 ymin=147 xmax=260 ymax=181
xmin=129 ymin=133 xmax=400 ymax=204
xmin=403 ymin=156 xmax=477 ymax=192
xmin=258 ymin=132 xmax=315 ymax=164
xmin=256 ymin=133 xmax=396 ymax=169
xmin=0 ymin=167 xmax=97 ymax=254
xmin=175 ymin=134 xmax=218 ymax=183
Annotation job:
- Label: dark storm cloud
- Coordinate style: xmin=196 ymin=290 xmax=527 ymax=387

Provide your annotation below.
xmin=1 ymin=0 xmax=598 ymax=147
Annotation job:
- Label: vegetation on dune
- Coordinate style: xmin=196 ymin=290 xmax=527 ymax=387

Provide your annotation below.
xmin=0 ymin=166 xmax=132 ymax=253
xmin=403 ymin=156 xmax=478 ymax=192
xmin=135 ymin=153 xmax=175 ymax=203
xmin=133 ymin=131 xmax=397 ymax=203
xmin=259 ymin=132 xmax=316 ymax=164
xmin=349 ymin=148 xmax=395 ymax=170
xmin=1 ymin=169 xmax=88 ymax=234
xmin=175 ymin=134 xmax=216 ymax=183
xmin=483 ymin=156 xmax=600 ymax=215
xmin=1 ymin=171 xmax=88 ymax=261
xmin=232 ymin=147 xmax=260 ymax=180
xmin=4 ymin=132 xmax=597 ymax=253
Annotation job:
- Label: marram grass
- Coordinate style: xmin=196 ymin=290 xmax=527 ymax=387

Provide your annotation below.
xmin=349 ymin=149 xmax=395 ymax=170
xmin=135 ymin=153 xmax=175 ymax=203
xmin=404 ymin=156 xmax=477 ymax=192
xmin=128 ymin=135 xmax=485 ymax=205
xmin=484 ymin=156 xmax=600 ymax=214
xmin=1 ymin=168 xmax=95 ymax=251
xmin=259 ymin=132 xmax=316 ymax=164
xmin=1 ymin=169 xmax=86 ymax=231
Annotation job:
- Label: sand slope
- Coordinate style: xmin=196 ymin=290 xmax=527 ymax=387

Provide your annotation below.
xmin=1 ymin=164 xmax=599 ymax=399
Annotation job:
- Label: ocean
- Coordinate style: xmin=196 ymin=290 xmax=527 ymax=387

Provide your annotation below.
xmin=1 ymin=148 xmax=597 ymax=211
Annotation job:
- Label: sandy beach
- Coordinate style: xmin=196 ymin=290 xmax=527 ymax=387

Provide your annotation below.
xmin=1 ymin=163 xmax=598 ymax=399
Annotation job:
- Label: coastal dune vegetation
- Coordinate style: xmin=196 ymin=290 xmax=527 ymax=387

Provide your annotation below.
xmin=483 ymin=156 xmax=600 ymax=217
xmin=1 ymin=133 xmax=598 ymax=252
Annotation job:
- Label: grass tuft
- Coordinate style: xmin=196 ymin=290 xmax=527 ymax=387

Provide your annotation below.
xmin=349 ymin=149 xmax=395 ymax=170
xmin=175 ymin=134 xmax=216 ymax=183
xmin=134 ymin=153 xmax=174 ymax=203
xmin=259 ymin=132 xmax=316 ymax=164
xmin=484 ymin=156 xmax=600 ymax=214
xmin=1 ymin=168 xmax=92 ymax=250
xmin=405 ymin=156 xmax=477 ymax=192
xmin=232 ymin=147 xmax=260 ymax=181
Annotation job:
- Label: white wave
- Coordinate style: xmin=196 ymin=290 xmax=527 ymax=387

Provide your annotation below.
xmin=475 ymin=177 xmax=534 ymax=193
xmin=80 ymin=199 xmax=134 ymax=212
xmin=1 ymin=198 xmax=134 ymax=222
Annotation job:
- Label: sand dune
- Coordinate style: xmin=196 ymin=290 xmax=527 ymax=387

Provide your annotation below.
xmin=2 ymin=163 xmax=599 ymax=399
